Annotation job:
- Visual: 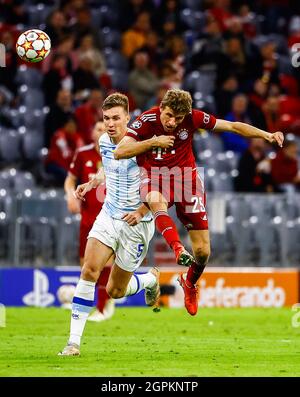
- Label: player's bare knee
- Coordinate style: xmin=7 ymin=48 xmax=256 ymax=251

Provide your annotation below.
xmin=81 ymin=263 xmax=99 ymax=282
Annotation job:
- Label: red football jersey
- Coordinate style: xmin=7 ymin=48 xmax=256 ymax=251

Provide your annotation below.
xmin=126 ymin=107 xmax=216 ymax=171
xmin=69 ymin=143 xmax=105 ymax=225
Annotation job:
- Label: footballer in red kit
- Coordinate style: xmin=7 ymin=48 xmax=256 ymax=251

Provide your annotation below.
xmin=114 ymin=89 xmax=284 ymax=316
xmin=65 ymin=121 xmax=115 ymax=322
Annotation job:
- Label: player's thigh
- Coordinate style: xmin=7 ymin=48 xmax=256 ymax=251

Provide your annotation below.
xmin=81 ymin=237 xmax=114 ymax=280
xmin=188 ymin=229 xmax=211 ymax=260
xmin=115 ymin=220 xmax=155 ymax=273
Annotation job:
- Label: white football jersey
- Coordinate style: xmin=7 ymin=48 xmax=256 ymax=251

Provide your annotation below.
xmin=99 ymin=133 xmax=152 ymax=221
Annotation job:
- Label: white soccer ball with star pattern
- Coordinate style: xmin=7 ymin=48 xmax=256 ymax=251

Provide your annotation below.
xmin=16 ymin=29 xmax=51 ymax=63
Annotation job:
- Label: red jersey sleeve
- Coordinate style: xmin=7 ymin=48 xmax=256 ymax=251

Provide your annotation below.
xmin=192 ymin=109 xmax=216 ymax=130
xmin=69 ymin=149 xmax=82 ymax=179
xmin=126 ymin=118 xmax=150 ymax=141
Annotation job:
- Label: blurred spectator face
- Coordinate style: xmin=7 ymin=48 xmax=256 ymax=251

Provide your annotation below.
xmin=91 ymin=121 xmax=106 ymax=143
xmin=226 ymin=38 xmax=242 ymax=56
xmin=135 ymin=12 xmax=151 ymax=33
xmin=145 ymin=31 xmax=158 ymax=49
xmin=77 ymin=8 xmax=91 ymax=26
xmin=53 ymin=55 xmax=67 ymax=70
xmin=249 ymin=138 xmax=266 ymax=155
xmin=205 ymin=16 xmax=221 ymax=35
xmin=49 ymin=10 xmax=66 ymax=28
xmin=226 ymin=16 xmax=243 ymax=34
xmin=284 ymin=142 xmax=298 ymax=160
xmin=166 ymin=0 xmax=177 ymax=11
xmin=89 ymin=90 xmax=103 ymax=109
xmin=269 ymin=84 xmax=280 ymax=96
xmin=134 ymin=52 xmax=149 ymax=69
xmin=260 ymin=42 xmax=276 ymax=60
xmin=80 ymin=34 xmax=94 ymax=50
xmin=1 ymin=31 xmax=14 ymax=48
xmin=57 ymin=35 xmax=75 ymax=54
xmin=131 ymin=0 xmax=144 ymax=6
xmin=215 ymin=0 xmax=231 ymax=8
xmin=263 ymin=96 xmax=279 ymax=113
xmin=239 ymin=4 xmax=250 ymax=17
xmin=65 ymin=118 xmax=77 ymax=133
xmin=163 ymin=20 xmax=176 ymax=35
xmin=223 ymin=76 xmax=238 ymax=91
xmin=232 ymin=94 xmax=248 ymax=115
xmin=253 ymin=79 xmax=268 ymax=97
xmin=170 ymin=36 xmax=185 ymax=57
xmin=57 ymin=89 xmax=72 ymax=109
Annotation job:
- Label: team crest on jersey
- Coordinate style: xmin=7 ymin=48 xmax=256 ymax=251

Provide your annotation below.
xmin=178 ymin=129 xmax=189 ymax=140
xmin=131 ymin=120 xmax=142 ymax=129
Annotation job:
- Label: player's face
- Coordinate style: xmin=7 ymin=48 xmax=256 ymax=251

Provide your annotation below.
xmin=103 ymin=106 xmax=129 ymax=143
xmin=160 ymin=106 xmax=186 ymax=133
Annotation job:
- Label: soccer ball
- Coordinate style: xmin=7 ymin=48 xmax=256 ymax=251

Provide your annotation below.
xmin=16 ymin=29 xmax=51 ymax=63
xmin=57 ymin=284 xmax=76 ymax=307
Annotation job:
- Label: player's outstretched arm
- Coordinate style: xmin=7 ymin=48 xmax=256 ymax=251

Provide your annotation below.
xmin=213 ymin=119 xmax=284 ymax=147
xmin=114 ymin=135 xmax=175 ymax=160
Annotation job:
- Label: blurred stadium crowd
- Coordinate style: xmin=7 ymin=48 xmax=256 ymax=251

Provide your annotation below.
xmin=0 ymin=0 xmax=300 ymax=266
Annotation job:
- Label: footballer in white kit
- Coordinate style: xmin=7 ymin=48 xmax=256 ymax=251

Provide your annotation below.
xmin=59 ymin=93 xmax=167 ymax=357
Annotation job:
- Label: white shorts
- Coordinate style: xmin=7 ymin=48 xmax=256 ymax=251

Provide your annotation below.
xmin=88 ymin=209 xmax=155 ymax=272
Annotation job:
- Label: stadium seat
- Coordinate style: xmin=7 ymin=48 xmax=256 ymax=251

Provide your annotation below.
xmin=0 ymin=190 xmax=13 ymax=263
xmin=99 ymin=4 xmax=119 ymax=27
xmin=0 ymin=130 xmax=22 ymax=163
xmin=91 ymin=7 xmax=103 ymax=28
xmin=14 ymin=193 xmax=64 ymax=265
xmin=28 ymin=4 xmax=55 ymax=27
xmin=107 ymin=69 xmax=129 ymax=91
xmin=23 ymin=109 xmax=45 ymax=131
xmin=13 ymin=171 xmax=36 ymax=193
xmin=101 ymin=27 xmax=121 ymax=48
xmin=23 ymin=89 xmax=45 ymax=110
xmin=210 ymin=172 xmax=233 ymax=192
xmin=179 ymin=9 xmax=205 ymax=32
xmin=180 ymin=0 xmax=203 ymax=10
xmin=15 ymin=66 xmax=43 ymax=89
xmin=104 ymin=48 xmax=129 ymax=71
xmin=22 ymin=132 xmax=45 ymax=161
xmin=184 ymin=70 xmax=216 ymax=96
xmin=0 ymin=171 xmax=12 ymax=190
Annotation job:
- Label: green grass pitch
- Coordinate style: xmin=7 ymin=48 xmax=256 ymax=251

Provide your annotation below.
xmin=1 ymin=307 xmax=300 ymax=377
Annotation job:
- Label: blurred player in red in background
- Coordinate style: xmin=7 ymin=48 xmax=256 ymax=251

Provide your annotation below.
xmin=64 ymin=121 xmax=115 ymax=322
xmin=114 ymin=89 xmax=284 ymax=316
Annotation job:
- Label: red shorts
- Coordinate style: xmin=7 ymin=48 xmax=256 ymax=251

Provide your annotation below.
xmin=140 ymin=168 xmax=208 ymax=230
xmin=79 ymin=221 xmax=93 ymax=258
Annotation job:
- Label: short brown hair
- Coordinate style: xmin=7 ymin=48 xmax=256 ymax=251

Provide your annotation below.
xmin=102 ymin=92 xmax=129 ymax=113
xmin=160 ymin=89 xmax=192 ymax=115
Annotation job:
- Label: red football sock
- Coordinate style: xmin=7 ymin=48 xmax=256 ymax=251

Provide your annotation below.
xmin=154 ymin=211 xmax=182 ymax=254
xmin=96 ymin=267 xmax=111 ymax=313
xmin=186 ymin=262 xmax=206 ymax=287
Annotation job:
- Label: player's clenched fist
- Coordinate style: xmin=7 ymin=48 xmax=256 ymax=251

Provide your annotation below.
xmin=268 ymin=131 xmax=284 ymax=147
xmin=74 ymin=182 xmax=92 ymax=201
xmin=152 ymin=135 xmax=175 ymax=149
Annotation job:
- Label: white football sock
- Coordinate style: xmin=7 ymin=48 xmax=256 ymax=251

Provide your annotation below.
xmin=69 ymin=279 xmax=95 ymax=346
